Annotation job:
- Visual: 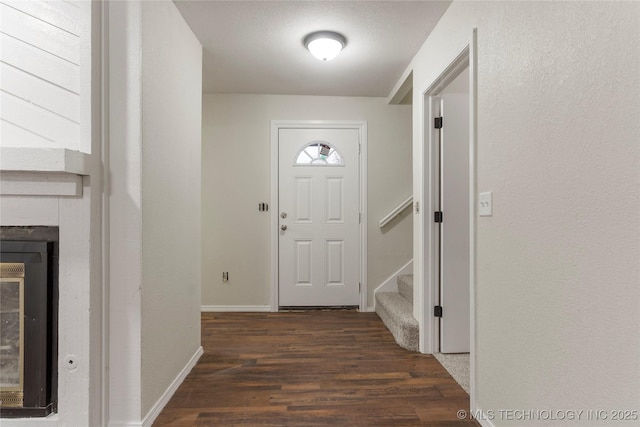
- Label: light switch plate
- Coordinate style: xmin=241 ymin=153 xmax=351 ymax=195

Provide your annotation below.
xmin=479 ymin=192 xmax=492 ymax=216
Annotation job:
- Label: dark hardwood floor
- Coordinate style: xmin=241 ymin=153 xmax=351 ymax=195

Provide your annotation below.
xmin=153 ymin=311 xmax=478 ymax=426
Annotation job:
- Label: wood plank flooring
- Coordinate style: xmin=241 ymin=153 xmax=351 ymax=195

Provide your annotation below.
xmin=153 ymin=311 xmax=479 ymax=426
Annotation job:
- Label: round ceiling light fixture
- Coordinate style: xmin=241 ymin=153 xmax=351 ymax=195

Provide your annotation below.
xmin=303 ymin=31 xmax=347 ymax=61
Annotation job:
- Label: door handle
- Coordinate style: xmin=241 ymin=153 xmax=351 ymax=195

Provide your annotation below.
xmin=280 ymin=225 xmax=287 ymax=231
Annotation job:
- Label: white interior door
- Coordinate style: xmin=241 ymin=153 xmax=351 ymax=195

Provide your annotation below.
xmin=278 ymin=128 xmax=360 ymax=307
xmin=439 ymin=69 xmax=471 ymax=353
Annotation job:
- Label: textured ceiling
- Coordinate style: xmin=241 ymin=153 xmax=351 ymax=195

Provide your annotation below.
xmin=174 ymin=1 xmax=451 ymax=97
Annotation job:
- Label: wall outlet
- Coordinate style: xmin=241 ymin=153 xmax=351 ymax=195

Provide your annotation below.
xmin=479 ymin=192 xmax=492 ymax=216
xmin=222 ymin=272 xmax=229 ymax=282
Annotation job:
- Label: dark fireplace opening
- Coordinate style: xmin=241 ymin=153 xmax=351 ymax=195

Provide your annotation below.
xmin=0 ymin=227 xmax=58 ymax=418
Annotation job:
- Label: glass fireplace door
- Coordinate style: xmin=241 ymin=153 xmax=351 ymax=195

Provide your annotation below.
xmin=0 ymin=237 xmax=57 ymax=417
xmin=0 ymin=263 xmax=25 ymax=407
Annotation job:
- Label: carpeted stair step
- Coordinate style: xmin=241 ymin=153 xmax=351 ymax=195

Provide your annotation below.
xmin=397 ymin=274 xmax=413 ymax=304
xmin=375 ymin=292 xmax=419 ymax=351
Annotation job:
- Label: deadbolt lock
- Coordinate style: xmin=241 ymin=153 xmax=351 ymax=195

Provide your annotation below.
xmin=281 ymin=212 xmax=287 ymax=219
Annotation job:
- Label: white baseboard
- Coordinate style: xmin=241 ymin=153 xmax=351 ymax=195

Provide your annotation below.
xmin=373 ymin=259 xmax=413 ymax=309
xmin=201 ymin=305 xmax=271 ymax=312
xmin=471 ymin=406 xmax=497 ymax=427
xmin=0 ymin=414 xmax=59 ymax=427
xmin=140 ymin=346 xmax=203 ymax=427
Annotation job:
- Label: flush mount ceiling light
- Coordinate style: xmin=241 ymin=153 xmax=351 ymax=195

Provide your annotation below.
xmin=303 ymin=31 xmax=347 ymax=61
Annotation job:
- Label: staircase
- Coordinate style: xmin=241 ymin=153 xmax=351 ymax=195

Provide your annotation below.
xmin=375 ymin=274 xmax=419 ymax=351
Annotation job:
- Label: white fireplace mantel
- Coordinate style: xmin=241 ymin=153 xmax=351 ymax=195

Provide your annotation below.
xmin=0 ymin=148 xmax=90 ymax=175
xmin=0 ymin=148 xmax=91 ymax=197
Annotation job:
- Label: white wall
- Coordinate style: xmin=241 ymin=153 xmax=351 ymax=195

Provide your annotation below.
xmin=408 ymin=1 xmax=640 ymax=424
xmin=0 ymin=0 xmax=92 ymax=152
xmin=107 ymin=1 xmax=143 ymax=423
xmin=202 ymin=94 xmax=412 ymax=309
xmin=108 ymin=1 xmax=202 ymax=424
xmin=140 ymin=0 xmax=202 ymax=417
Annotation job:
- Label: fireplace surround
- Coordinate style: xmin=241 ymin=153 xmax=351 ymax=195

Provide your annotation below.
xmin=0 ymin=227 xmax=58 ymax=418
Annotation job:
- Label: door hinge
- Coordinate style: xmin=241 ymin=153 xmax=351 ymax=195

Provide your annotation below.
xmin=415 ymin=201 xmax=420 ymax=214
xmin=434 ymin=117 xmax=443 ymax=129
xmin=359 ymin=282 xmax=361 ymax=293
xmin=434 ymin=211 xmax=443 ymax=223
xmin=359 ymin=213 xmax=361 ymax=224
xmin=358 ymin=143 xmax=361 ymax=154
xmin=434 ymin=305 xmax=443 ymax=317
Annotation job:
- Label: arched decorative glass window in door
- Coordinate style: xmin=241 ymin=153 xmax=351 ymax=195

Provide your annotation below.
xmin=294 ymin=141 xmax=344 ymax=166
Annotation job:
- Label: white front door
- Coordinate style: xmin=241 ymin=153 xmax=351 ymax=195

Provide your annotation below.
xmin=438 ymin=68 xmax=471 ymax=353
xmin=278 ymin=128 xmax=360 ymax=307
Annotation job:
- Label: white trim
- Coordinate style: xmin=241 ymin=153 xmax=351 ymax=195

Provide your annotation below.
xmin=270 ymin=122 xmax=279 ymax=312
xmin=359 ymin=123 xmax=368 ymax=312
xmin=417 ymin=26 xmax=478 ymax=415
xmin=0 ymin=147 xmax=90 ymax=174
xmin=0 ymin=172 xmax=83 ymax=197
xmin=419 ymin=29 xmax=479 ymax=414
xmin=373 ymin=259 xmax=414 ymax=297
xmin=419 ymin=36 xmax=474 ymax=356
xmin=78 ymin=0 xmax=93 ymax=154
xmin=201 ymin=305 xmax=271 ymax=312
xmin=387 ymin=68 xmax=414 ymax=105
xmin=471 ymin=407 xmax=497 ymax=427
xmin=106 ymin=421 xmax=142 ymax=427
xmin=270 ymin=120 xmax=368 ymax=312
xmin=378 ymin=196 xmax=413 ymax=228
xmin=468 ymin=28 xmax=478 ymax=415
xmin=101 ymin=1 xmax=111 ymax=425
xmin=139 ymin=346 xmax=203 ymax=427
xmin=0 ymin=414 xmax=59 ymax=427
xmin=108 ymin=422 xmax=143 ymax=427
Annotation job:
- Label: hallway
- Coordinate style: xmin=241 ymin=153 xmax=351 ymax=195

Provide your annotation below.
xmin=154 ymin=311 xmax=478 ymax=426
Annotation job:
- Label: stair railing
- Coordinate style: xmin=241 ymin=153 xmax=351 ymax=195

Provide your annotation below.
xmin=378 ymin=196 xmax=413 ymax=228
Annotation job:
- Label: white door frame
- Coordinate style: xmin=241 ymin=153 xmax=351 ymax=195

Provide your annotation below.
xmin=270 ymin=120 xmax=368 ymax=312
xmin=418 ymin=29 xmax=477 ymax=403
